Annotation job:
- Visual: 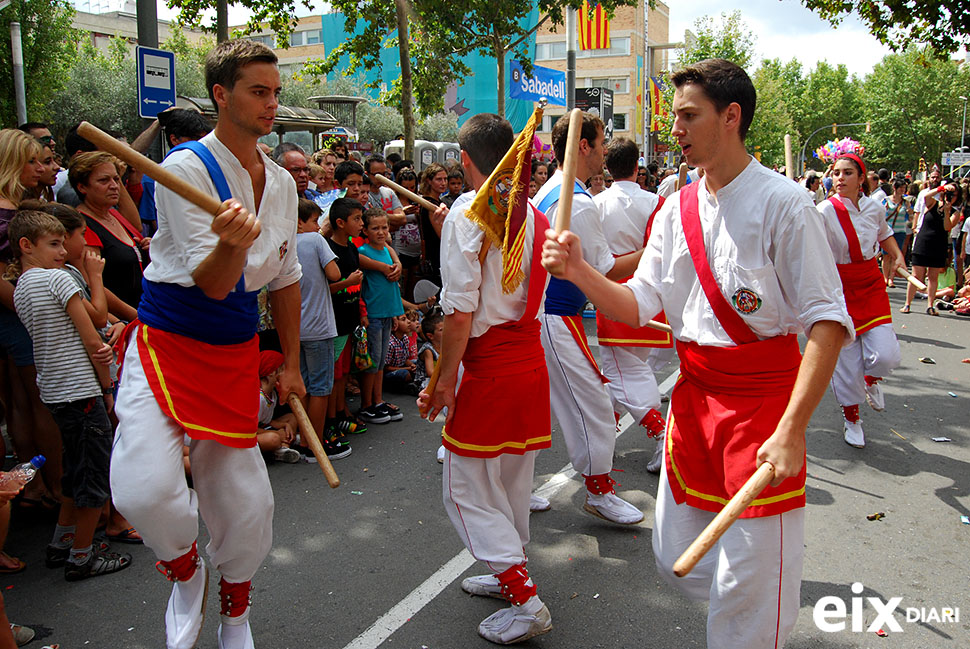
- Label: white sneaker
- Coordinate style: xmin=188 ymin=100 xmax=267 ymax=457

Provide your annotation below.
xmin=165 ymin=561 xmax=208 ymax=649
xmin=865 ymin=382 xmax=885 ymax=411
xmin=478 ymin=601 xmax=552 ymax=644
xmin=529 ymin=494 xmax=551 ymax=512
xmin=217 ymin=618 xmax=254 ymax=649
xmin=646 ymin=434 xmax=665 ymax=474
xmin=436 ymin=445 xmax=445 ymax=464
xmin=583 ymin=492 xmax=644 ymax=525
xmin=843 ymin=419 xmax=865 ymax=448
xmin=272 ymin=447 xmax=301 ymax=463
xmin=461 ymin=574 xmax=504 ymax=599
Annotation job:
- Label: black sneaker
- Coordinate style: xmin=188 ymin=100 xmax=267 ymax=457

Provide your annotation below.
xmin=358 ymin=406 xmax=390 ymax=424
xmin=325 ymin=425 xmax=349 ymax=448
xmin=936 ymin=299 xmax=955 ymax=311
xmin=333 ymin=417 xmax=364 ymax=435
xmin=376 ymin=402 xmax=403 ymax=422
xmin=323 ymin=437 xmax=352 ymax=460
xmin=46 ymin=544 xmax=69 ymax=568
xmin=64 ymin=548 xmax=132 ymax=581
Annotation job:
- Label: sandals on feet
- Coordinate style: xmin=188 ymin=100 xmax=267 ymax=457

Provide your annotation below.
xmin=0 ymin=552 xmax=26 ymax=574
xmin=106 ymin=527 xmax=143 ymax=544
xmin=927 ymin=306 xmax=939 ymax=316
xmin=900 ymin=304 xmax=911 ymax=313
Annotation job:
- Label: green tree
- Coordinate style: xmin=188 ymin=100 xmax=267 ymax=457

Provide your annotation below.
xmin=800 ymin=0 xmax=970 ymax=55
xmin=861 ymin=47 xmax=970 ymax=172
xmin=792 ymin=62 xmax=863 ymax=171
xmin=747 ymin=64 xmax=796 ymax=167
xmin=655 ymin=10 xmax=757 ymax=150
xmin=0 ymin=0 xmax=77 ymax=127
xmin=416 ymin=112 xmax=459 ymax=142
xmin=165 ymin=0 xmax=310 ymax=43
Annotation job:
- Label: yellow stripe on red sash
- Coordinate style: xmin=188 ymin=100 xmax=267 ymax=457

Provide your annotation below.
xmin=561 ymin=315 xmax=609 ymax=383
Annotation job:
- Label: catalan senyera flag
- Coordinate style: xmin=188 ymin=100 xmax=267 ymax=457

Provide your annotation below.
xmin=649 ymin=76 xmax=666 ymax=132
xmin=578 ymin=1 xmax=611 ymax=51
xmin=464 ymin=105 xmax=543 ymax=294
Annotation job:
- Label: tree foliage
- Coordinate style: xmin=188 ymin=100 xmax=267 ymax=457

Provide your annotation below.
xmin=800 ymin=0 xmax=970 ymax=56
xmin=0 ymin=0 xmax=77 ymax=127
xmin=683 ymin=11 xmax=756 ymax=70
xmin=165 ymin=0 xmax=310 ymax=44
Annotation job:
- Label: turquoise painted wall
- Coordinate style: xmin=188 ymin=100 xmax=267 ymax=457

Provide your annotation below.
xmin=319 ymin=10 xmax=539 ymax=132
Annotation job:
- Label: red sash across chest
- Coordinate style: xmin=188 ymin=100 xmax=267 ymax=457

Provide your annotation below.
xmin=595 ymin=195 xmax=672 ymax=348
xmin=442 ymin=208 xmax=552 ymax=458
xmin=665 ymin=183 xmax=805 ymax=518
xmin=829 ymin=197 xmax=892 ymax=334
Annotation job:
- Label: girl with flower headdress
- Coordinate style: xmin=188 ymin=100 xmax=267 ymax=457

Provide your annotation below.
xmin=816 ymin=150 xmax=904 ymax=449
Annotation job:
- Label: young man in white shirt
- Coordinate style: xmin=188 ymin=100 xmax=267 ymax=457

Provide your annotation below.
xmin=533 ymin=113 xmax=645 ymax=525
xmin=542 ymin=58 xmax=853 ymax=649
xmin=110 ymin=39 xmax=305 ymax=649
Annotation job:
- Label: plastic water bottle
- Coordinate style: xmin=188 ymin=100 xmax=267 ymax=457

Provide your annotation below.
xmin=0 ymin=456 xmax=46 ymax=489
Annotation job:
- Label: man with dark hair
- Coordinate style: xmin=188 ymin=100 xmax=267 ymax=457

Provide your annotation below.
xmin=542 ymin=58 xmax=852 ymax=649
xmin=421 ymin=112 xmax=552 ymax=644
xmin=18 ymin=122 xmax=54 ymax=149
xmin=533 ymin=112 xmax=645 ymax=525
xmin=363 ymin=154 xmax=405 ymax=226
xmin=110 ymin=38 xmax=303 ymax=649
xmin=334 ymin=160 xmax=366 ymax=202
xmin=54 ymin=124 xmax=98 ymax=206
xmin=594 ymin=137 xmax=672 ymax=473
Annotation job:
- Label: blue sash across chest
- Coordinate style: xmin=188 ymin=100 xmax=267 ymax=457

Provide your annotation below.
xmin=536 ymin=180 xmax=591 ymax=316
xmin=137 ymin=141 xmax=258 ymax=345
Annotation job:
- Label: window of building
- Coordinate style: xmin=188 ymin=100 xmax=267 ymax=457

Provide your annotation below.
xmin=540 ymin=114 xmax=564 ymax=133
xmin=614 ymin=113 xmax=627 ymax=131
xmin=577 ymin=36 xmax=630 ymax=58
xmin=289 ymin=31 xmax=305 ymax=47
xmin=536 ymin=41 xmax=567 ymax=61
xmin=306 ymin=30 xmax=320 ymax=45
xmin=590 ymin=77 xmax=629 ymax=94
xmin=249 ymin=34 xmax=275 ymax=48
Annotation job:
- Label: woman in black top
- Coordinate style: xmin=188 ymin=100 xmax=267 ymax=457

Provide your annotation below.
xmin=904 ymin=181 xmax=962 ymax=314
xmin=70 ymin=152 xmax=145 ymax=313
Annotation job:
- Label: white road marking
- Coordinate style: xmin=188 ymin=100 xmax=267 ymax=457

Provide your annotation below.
xmin=339 ymin=365 xmax=680 ymax=649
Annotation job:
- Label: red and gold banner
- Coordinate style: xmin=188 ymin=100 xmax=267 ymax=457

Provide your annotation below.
xmin=578 ymin=1 xmax=611 ymax=51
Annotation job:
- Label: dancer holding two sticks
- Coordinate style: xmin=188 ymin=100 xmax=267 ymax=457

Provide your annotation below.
xmin=104 ymin=40 xmax=306 ymax=649
xmin=541 ymin=59 xmax=853 ymax=649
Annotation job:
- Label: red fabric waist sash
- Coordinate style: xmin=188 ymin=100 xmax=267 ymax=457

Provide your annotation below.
xmin=667 ymin=334 xmax=806 ymax=518
xmin=596 ymin=274 xmax=673 ymax=348
xmin=136 ymin=324 xmax=260 ymax=448
xmin=837 ymin=259 xmax=892 ymax=334
xmin=442 ymin=319 xmax=551 ymax=458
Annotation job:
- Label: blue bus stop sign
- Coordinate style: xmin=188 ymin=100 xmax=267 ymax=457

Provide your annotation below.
xmin=137 ymin=46 xmax=176 ymax=119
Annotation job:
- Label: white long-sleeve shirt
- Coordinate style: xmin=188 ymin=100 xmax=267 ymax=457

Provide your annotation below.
xmin=595 ymin=180 xmax=661 ymax=256
xmin=817 ymin=195 xmax=893 ymax=263
xmin=439 ymin=191 xmax=546 ymax=339
xmin=145 ymin=132 xmax=302 ymax=293
xmin=626 ymin=157 xmax=854 ymax=347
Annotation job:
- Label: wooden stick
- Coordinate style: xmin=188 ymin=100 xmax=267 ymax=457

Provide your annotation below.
xmin=644 ymin=319 xmax=673 ymax=334
xmin=288 ymin=394 xmax=340 ymax=488
xmin=673 ymin=462 xmax=775 ymax=577
xmin=784 ymin=134 xmax=794 ymax=179
xmin=77 ymin=122 xmax=224 ymax=216
xmin=895 ymin=267 xmax=927 ymax=292
xmin=675 ymin=163 xmax=688 ymax=190
xmin=371 ymin=172 xmax=438 ymax=212
xmin=555 ymin=109 xmax=584 ymax=234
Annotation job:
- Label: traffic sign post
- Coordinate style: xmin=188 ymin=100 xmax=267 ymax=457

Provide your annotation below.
xmin=137 ymin=46 xmax=176 ymax=119
xmin=942 ymin=151 xmax=970 ymax=166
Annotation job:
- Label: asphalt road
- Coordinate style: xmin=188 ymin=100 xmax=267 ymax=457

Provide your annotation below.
xmin=4 ymin=286 xmax=970 ymax=648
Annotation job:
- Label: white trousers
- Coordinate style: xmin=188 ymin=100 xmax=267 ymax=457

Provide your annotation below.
xmin=540 ymin=314 xmax=616 ymax=476
xmin=653 ymin=460 xmax=805 ymax=649
xmin=442 ymin=450 xmax=535 ymax=574
xmin=599 ymin=345 xmax=672 ymax=422
xmin=830 ymin=323 xmax=900 ymax=407
xmin=110 ymin=333 xmax=274 ymax=582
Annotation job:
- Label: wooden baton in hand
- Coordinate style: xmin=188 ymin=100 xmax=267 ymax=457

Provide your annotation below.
xmin=288 ymin=394 xmax=340 ymax=488
xmin=675 ymin=163 xmax=688 ymax=190
xmin=555 ymin=109 xmax=584 ymax=234
xmin=672 ymin=462 xmax=775 ymax=577
xmin=895 ymin=267 xmax=927 ymax=292
xmin=371 ymin=172 xmax=439 ymax=212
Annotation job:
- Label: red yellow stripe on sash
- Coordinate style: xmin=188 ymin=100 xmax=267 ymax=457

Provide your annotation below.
xmin=855 ymin=313 xmax=893 ymax=335
xmin=137 ymin=325 xmax=260 ymax=448
xmin=561 ymin=315 xmax=609 ymax=383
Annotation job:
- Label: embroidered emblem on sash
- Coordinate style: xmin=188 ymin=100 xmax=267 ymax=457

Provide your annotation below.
xmin=279 ymin=240 xmax=288 ymax=260
xmin=732 ymin=287 xmax=762 ymax=314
